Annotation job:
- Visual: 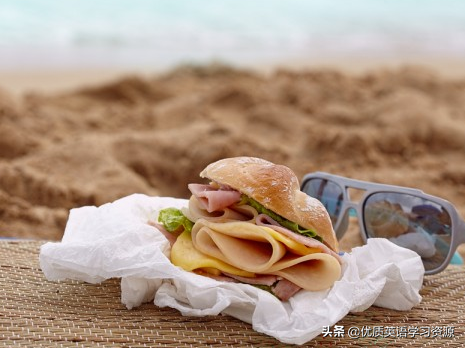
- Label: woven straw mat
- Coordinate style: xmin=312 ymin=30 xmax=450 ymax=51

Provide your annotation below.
xmin=0 ymin=240 xmax=464 ymax=347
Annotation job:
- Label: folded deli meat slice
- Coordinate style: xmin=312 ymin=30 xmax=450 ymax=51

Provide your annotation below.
xmin=186 ymin=219 xmax=341 ymax=291
xmin=171 ymin=229 xmax=255 ymax=278
xmin=187 ymin=183 xmax=241 ymax=213
xmin=183 ymin=196 xmax=257 ymax=223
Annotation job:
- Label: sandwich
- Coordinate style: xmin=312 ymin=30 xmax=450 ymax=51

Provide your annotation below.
xmin=151 ymin=157 xmax=342 ymax=301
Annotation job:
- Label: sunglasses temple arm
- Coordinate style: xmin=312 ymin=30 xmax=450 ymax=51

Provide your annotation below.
xmin=457 ymin=217 xmax=465 ymax=245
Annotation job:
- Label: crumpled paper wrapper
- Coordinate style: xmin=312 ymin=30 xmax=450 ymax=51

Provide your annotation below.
xmin=39 ymin=194 xmax=424 ymax=345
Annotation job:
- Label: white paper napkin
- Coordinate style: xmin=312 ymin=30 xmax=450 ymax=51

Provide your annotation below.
xmin=39 ymin=194 xmax=424 ymax=345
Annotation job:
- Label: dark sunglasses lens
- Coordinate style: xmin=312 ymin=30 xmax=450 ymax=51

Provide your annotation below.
xmin=363 ymin=192 xmax=452 ymax=272
xmin=302 ymin=178 xmax=344 ymax=225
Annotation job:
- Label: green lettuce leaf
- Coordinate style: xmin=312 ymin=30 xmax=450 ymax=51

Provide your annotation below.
xmin=239 ymin=195 xmax=322 ymax=242
xmin=158 ymin=208 xmax=194 ymax=233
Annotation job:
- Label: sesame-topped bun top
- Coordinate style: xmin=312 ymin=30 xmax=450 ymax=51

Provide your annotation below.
xmin=200 ymin=156 xmax=339 ymax=252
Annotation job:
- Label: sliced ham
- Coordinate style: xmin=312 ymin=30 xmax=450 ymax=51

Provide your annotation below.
xmin=272 ymin=279 xmax=302 ymax=301
xmin=200 ymin=270 xmax=300 ymax=301
xmin=255 ymin=214 xmax=342 ymax=264
xmin=184 ymin=196 xmax=253 ymax=223
xmin=148 ymin=220 xmax=179 ymax=247
xmin=188 ymin=183 xmax=241 ymax=213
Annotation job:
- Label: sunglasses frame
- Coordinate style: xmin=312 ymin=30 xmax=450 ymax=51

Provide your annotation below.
xmin=301 ymin=171 xmax=465 ymax=275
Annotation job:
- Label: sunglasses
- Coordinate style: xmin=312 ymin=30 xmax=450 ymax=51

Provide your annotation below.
xmin=301 ymin=172 xmax=465 ymax=275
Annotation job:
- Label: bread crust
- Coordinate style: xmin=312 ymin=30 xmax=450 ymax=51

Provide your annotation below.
xmin=200 ymin=157 xmax=339 ymax=252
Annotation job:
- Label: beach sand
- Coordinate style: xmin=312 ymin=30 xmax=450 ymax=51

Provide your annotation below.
xmin=1 ymin=61 xmax=465 ymax=258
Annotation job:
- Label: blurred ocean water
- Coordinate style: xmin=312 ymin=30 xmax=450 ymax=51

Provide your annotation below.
xmin=1 ymin=0 xmax=465 ymax=70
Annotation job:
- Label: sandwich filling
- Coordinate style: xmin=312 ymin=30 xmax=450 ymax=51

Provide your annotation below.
xmin=154 ymin=182 xmax=342 ymax=301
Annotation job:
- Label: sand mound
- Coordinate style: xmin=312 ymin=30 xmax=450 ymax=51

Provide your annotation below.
xmin=1 ymin=64 xmax=465 ymax=259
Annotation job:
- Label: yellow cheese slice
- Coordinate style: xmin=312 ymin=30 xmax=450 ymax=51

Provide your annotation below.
xmin=265 ymin=226 xmax=322 ymax=256
xmin=171 ymin=230 xmax=255 ymax=277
